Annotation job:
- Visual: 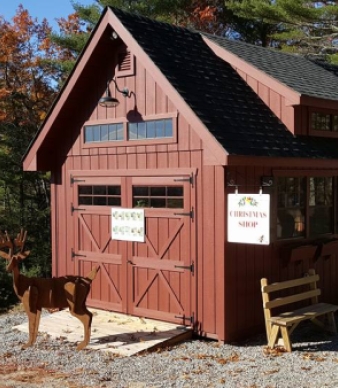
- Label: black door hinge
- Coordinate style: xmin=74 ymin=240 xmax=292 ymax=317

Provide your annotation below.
xmin=174 ymin=174 xmax=194 ymax=186
xmin=71 ymin=249 xmax=87 ymax=260
xmin=175 ymin=313 xmax=194 ymax=326
xmin=71 ymin=204 xmax=86 ymax=214
xmin=70 ymin=176 xmax=86 ymax=185
xmin=175 ymin=261 xmax=194 ymax=275
xmin=174 ymin=208 xmax=194 ymax=220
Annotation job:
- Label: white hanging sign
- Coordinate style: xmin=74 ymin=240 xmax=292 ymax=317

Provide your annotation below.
xmin=111 ymin=208 xmax=145 ymax=242
xmin=227 ymin=194 xmax=270 ymax=245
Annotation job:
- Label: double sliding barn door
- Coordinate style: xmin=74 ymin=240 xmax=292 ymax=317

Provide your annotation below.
xmin=70 ymin=171 xmax=195 ymax=325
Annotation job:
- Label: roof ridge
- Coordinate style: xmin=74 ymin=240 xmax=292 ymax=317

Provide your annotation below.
xmin=202 ymin=32 xmax=312 ymax=60
xmin=109 ymin=6 xmax=198 ymax=35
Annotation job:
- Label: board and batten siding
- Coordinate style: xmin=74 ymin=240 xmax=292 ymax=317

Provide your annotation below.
xmin=224 ymin=165 xmax=338 ymax=341
xmin=50 ymin=51 xmax=229 ymax=341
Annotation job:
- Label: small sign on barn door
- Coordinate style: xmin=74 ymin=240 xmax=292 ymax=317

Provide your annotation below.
xmin=111 ymin=208 xmax=145 ymax=242
xmin=227 ymin=194 xmax=270 ymax=245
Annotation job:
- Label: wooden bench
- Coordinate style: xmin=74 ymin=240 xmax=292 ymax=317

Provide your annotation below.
xmin=261 ymin=269 xmax=338 ymax=352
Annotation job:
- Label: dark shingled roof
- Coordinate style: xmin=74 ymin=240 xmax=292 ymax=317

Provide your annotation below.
xmin=112 ymin=8 xmax=338 ymax=159
xmin=203 ymin=34 xmax=338 ymax=102
xmin=309 ymin=59 xmax=338 ymax=77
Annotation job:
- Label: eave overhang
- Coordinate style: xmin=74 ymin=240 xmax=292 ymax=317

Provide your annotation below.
xmin=203 ymin=35 xmax=338 ymax=112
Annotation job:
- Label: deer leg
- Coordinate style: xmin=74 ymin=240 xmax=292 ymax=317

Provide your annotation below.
xmin=22 ymin=286 xmax=40 ymax=349
xmin=64 ymin=281 xmax=92 ymax=351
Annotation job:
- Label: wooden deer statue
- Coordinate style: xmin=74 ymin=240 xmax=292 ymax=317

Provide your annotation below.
xmin=0 ymin=229 xmax=100 ymax=350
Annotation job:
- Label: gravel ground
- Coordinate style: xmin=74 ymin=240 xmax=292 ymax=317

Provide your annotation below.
xmin=1 ymin=310 xmax=338 ymax=387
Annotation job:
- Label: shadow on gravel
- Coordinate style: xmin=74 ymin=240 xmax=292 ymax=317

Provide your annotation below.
xmin=216 ymin=320 xmax=338 ymax=353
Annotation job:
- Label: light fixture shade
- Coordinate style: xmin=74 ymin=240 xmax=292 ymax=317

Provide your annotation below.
xmin=99 ymin=78 xmax=130 ymax=108
xmin=99 ymin=80 xmax=120 ymax=108
xmin=99 ymin=95 xmax=120 ymax=108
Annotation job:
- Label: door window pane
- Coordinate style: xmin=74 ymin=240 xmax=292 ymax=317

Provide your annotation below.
xmin=78 ymin=185 xmax=121 ymax=207
xmin=133 ymin=186 xmax=184 ymax=208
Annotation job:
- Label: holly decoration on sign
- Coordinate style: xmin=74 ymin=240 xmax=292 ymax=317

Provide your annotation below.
xmin=238 ymin=196 xmax=258 ymax=207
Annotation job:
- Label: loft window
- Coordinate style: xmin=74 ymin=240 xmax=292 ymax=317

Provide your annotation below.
xmin=132 ymin=186 xmax=184 ymax=208
xmin=277 ymin=176 xmax=333 ymax=240
xmin=311 ymin=112 xmax=338 ymax=132
xmin=128 ymin=119 xmax=173 ymax=140
xmin=84 ymin=123 xmax=123 ymax=143
xmin=78 ymin=185 xmax=121 ymax=206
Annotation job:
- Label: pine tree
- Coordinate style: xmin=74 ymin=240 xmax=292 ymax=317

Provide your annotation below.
xmin=226 ymin=0 xmax=338 ymax=62
xmin=0 ymin=6 xmax=56 ymax=284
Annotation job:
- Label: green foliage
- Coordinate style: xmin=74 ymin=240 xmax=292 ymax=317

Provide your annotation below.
xmin=0 ymin=123 xmax=52 ymax=277
xmin=329 ymin=53 xmax=338 ymax=64
xmin=0 ymin=260 xmax=16 ymax=310
xmin=50 ymin=32 xmax=90 ymax=55
xmin=227 ymin=0 xmax=338 ymax=62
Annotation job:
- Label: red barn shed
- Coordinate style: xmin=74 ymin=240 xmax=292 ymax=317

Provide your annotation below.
xmin=23 ymin=7 xmax=338 ymax=343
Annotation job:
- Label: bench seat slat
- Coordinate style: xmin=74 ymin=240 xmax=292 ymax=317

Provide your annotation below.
xmin=269 ymin=302 xmax=338 ymax=326
xmin=265 ymin=289 xmax=321 ymax=309
xmin=262 ymin=274 xmax=319 ymax=293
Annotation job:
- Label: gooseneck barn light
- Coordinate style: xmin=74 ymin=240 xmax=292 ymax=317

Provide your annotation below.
xmin=99 ymin=78 xmax=130 ymax=108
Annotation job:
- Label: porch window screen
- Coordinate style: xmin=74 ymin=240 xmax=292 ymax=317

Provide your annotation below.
xmin=277 ymin=176 xmax=333 ymax=239
xmin=277 ymin=177 xmax=305 ymax=239
xmin=309 ymin=177 xmax=333 ymax=237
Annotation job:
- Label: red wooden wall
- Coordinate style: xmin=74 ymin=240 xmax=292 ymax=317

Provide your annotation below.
xmin=50 ymin=42 xmax=227 ymax=341
xmin=223 ymin=165 xmax=338 ymax=342
xmin=49 ymin=39 xmax=338 ymax=343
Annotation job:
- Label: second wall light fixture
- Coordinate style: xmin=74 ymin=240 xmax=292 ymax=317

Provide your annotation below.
xmin=99 ymin=78 xmax=130 ymax=108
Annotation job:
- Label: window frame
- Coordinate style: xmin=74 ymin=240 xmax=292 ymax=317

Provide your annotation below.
xmin=309 ymin=108 xmax=338 ymax=138
xmin=77 ymin=184 xmax=122 ymax=207
xmin=82 ymin=113 xmax=178 ymax=149
xmin=132 ymin=185 xmax=184 ymax=209
xmin=275 ymin=171 xmax=337 ymax=242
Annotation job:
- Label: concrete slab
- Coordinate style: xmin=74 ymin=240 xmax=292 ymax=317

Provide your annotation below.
xmin=13 ymin=309 xmax=192 ymax=357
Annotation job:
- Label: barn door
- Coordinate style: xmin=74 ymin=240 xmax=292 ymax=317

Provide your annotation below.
xmin=70 ymin=171 xmax=196 ymax=326
xmin=126 ymin=175 xmax=195 ymax=325
xmin=71 ymin=174 xmax=127 ymax=312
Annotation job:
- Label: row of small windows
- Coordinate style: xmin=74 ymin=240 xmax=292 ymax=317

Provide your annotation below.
xmin=311 ymin=112 xmax=338 ymax=132
xmin=78 ymin=185 xmax=184 ymax=209
xmin=84 ymin=119 xmax=173 ymax=143
xmin=85 ymin=113 xmax=338 ymax=142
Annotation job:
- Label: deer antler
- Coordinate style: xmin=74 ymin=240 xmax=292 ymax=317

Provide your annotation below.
xmin=14 ymin=229 xmax=30 ymax=260
xmin=0 ymin=229 xmax=30 ymax=260
xmin=0 ymin=231 xmax=13 ymax=260
xmin=14 ymin=229 xmax=27 ymax=252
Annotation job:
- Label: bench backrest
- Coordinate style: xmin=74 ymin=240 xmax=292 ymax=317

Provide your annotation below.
xmin=261 ymin=269 xmax=319 ymax=338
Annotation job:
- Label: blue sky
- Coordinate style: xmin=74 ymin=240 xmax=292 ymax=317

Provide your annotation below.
xmin=0 ymin=0 xmax=96 ymax=29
